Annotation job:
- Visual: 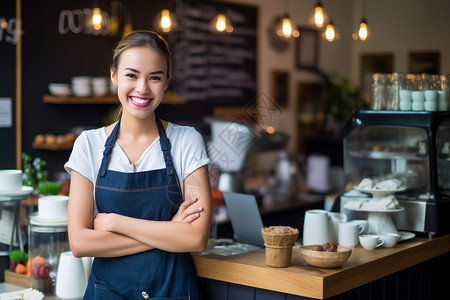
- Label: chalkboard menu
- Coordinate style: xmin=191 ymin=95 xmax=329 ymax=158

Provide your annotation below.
xmin=168 ymin=0 xmax=257 ymax=106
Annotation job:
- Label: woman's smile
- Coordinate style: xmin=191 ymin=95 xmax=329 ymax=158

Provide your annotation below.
xmin=129 ymin=95 xmax=153 ymax=107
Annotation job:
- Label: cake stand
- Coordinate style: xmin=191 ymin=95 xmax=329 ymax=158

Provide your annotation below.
xmin=0 ymin=187 xmax=34 ymax=254
xmin=348 ymin=187 xmax=406 ymax=235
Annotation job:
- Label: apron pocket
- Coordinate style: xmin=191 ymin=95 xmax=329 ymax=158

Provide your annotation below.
xmin=93 ymin=282 xmax=125 ymax=299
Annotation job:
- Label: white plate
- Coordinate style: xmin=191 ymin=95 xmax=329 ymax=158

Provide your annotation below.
xmin=398 ymin=231 xmax=415 ymax=241
xmin=355 ymin=186 xmax=407 ymax=194
xmin=30 ymin=218 xmax=67 ymax=227
xmin=30 ymin=213 xmax=67 ymax=226
xmin=347 ymin=207 xmax=404 ymax=213
xmin=0 ymin=186 xmax=34 ymax=199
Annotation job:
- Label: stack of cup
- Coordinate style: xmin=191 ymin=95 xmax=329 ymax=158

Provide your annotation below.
xmin=399 ymin=74 xmax=416 ymax=111
xmin=424 ymin=90 xmax=438 ymax=111
xmin=92 ymin=77 xmax=109 ymax=96
xmin=412 ymin=90 xmax=425 ymax=111
xmin=72 ymin=76 xmax=92 ymax=97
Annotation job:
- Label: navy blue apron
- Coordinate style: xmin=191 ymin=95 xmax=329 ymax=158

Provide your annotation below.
xmin=83 ymin=118 xmax=202 ymax=299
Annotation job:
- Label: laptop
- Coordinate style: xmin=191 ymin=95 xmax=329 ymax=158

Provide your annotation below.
xmin=223 ymin=192 xmax=265 ymax=248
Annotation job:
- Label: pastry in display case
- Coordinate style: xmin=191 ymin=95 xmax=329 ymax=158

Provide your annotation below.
xmin=339 ymin=110 xmax=450 ymax=237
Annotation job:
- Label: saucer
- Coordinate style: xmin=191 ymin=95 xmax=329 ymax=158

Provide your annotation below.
xmin=398 ymin=231 xmax=415 ymax=242
xmin=30 ymin=213 xmax=67 ymax=227
xmin=0 ymin=186 xmax=34 ymax=199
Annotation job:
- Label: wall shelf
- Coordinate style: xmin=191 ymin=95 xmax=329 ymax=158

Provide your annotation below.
xmin=43 ymin=92 xmax=187 ymax=105
xmin=32 ymin=142 xmax=74 ymax=150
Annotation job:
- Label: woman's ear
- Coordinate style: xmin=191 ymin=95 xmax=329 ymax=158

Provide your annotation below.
xmin=110 ymin=68 xmax=118 ymax=86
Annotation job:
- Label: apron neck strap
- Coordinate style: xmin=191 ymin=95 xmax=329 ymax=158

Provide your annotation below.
xmin=156 ymin=118 xmax=176 ymax=175
xmin=98 ymin=119 xmax=121 ymax=178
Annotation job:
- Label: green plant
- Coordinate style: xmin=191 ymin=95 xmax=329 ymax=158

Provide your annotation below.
xmin=319 ymin=73 xmax=369 ymax=122
xmin=22 ymin=153 xmax=48 ymax=188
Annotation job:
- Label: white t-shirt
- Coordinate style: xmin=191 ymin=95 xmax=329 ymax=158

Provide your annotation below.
xmin=64 ymin=122 xmax=211 ymax=199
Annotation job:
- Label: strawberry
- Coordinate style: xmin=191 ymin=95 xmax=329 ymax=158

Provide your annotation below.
xmin=38 ymin=266 xmax=49 ymax=279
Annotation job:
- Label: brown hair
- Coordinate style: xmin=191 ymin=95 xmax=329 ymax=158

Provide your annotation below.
xmin=110 ymin=30 xmax=172 ymax=122
xmin=111 ymin=30 xmax=172 ymax=81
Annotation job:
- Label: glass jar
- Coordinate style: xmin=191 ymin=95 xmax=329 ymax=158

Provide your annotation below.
xmin=28 ymin=224 xmax=69 ymax=297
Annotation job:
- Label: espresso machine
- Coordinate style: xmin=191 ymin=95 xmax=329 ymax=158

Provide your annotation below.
xmin=339 ymin=110 xmax=450 ymax=236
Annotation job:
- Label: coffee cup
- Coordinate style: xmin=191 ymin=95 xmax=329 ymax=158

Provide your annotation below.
xmin=350 ymin=220 xmax=369 ymax=235
xmin=56 ymin=251 xmax=88 ymax=299
xmin=327 ymin=212 xmax=347 ymax=243
xmin=0 ymin=169 xmax=23 ymax=192
xmin=380 ymin=232 xmax=400 ymax=248
xmin=303 ymin=209 xmax=332 ymax=246
xmin=424 ymin=90 xmax=438 ymax=102
xmin=338 ymin=222 xmax=364 ymax=248
xmin=359 ymin=234 xmax=384 ymax=250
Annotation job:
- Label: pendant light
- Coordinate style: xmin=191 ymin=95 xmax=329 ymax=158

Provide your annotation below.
xmin=321 ymin=2 xmax=339 ymax=42
xmin=309 ymin=0 xmax=328 ymax=29
xmin=91 ymin=1 xmax=103 ymax=31
xmin=353 ymin=0 xmax=369 ymax=41
xmin=276 ymin=0 xmax=299 ymax=39
xmin=210 ymin=13 xmax=233 ymax=33
xmin=324 ymin=21 xmax=336 ymax=42
xmin=153 ymin=9 xmax=177 ymax=33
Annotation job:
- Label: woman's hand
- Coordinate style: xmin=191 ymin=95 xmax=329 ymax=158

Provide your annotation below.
xmin=171 ymin=197 xmax=204 ymax=223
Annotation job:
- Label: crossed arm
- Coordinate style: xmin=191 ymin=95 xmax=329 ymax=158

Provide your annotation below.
xmin=68 ymin=165 xmax=212 ymax=258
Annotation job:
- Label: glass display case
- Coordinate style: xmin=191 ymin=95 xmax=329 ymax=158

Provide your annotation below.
xmin=340 ymin=110 xmax=450 ymax=236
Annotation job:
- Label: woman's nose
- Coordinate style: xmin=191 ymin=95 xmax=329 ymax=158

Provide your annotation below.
xmin=136 ymin=79 xmax=149 ymax=94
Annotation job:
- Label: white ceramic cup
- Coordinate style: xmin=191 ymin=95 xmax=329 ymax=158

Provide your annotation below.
xmin=303 ymin=209 xmax=332 ymax=246
xmin=438 ymin=90 xmax=448 ymax=111
xmin=412 ymin=91 xmax=425 ymax=102
xmin=327 ymin=212 xmax=347 ymax=243
xmin=359 ymin=234 xmax=384 ymax=250
xmin=350 ymin=220 xmax=369 ymax=235
xmin=424 ymin=90 xmax=438 ymax=102
xmin=399 ymin=100 xmax=412 ymax=111
xmin=412 ymin=91 xmax=425 ymax=111
xmin=380 ymin=232 xmax=401 ymax=248
xmin=425 ymin=100 xmax=438 ymax=111
xmin=56 ymin=251 xmax=88 ymax=299
xmin=0 ymin=169 xmax=23 ymax=192
xmin=338 ymin=222 xmax=364 ymax=248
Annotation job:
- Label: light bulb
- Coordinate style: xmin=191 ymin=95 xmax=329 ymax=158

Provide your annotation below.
xmin=282 ymin=17 xmax=292 ymax=38
xmin=160 ymin=9 xmax=172 ymax=32
xmin=314 ymin=6 xmax=324 ymax=28
xmin=358 ymin=21 xmax=368 ymax=41
xmin=216 ymin=14 xmax=227 ymax=32
xmin=325 ymin=24 xmax=335 ymax=42
xmin=92 ymin=8 xmax=102 ymax=30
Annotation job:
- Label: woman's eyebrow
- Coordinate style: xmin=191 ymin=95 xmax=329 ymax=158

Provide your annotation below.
xmin=124 ymin=67 xmax=165 ymax=75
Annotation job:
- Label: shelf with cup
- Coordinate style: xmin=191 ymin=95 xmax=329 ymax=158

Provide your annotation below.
xmin=43 ymin=91 xmax=188 ymax=105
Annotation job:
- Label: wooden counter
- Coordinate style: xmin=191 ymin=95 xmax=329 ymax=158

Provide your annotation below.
xmin=193 ymin=234 xmax=450 ymax=299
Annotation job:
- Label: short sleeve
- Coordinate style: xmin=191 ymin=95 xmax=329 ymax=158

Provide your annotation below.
xmin=64 ymin=131 xmax=96 ymax=183
xmin=177 ymin=127 xmax=211 ymax=181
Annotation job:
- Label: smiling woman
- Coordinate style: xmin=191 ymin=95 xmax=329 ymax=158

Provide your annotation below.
xmin=64 ymin=30 xmax=212 ymax=299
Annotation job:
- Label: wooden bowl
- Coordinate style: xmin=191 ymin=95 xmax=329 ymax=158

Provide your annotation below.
xmin=299 ymin=245 xmax=352 ymax=268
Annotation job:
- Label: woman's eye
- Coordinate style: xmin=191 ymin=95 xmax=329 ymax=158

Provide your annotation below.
xmin=149 ymin=76 xmax=162 ymax=81
xmin=126 ymin=74 xmax=137 ymax=79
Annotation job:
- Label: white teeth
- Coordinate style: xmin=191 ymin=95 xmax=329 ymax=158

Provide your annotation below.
xmin=130 ymin=96 xmax=150 ymax=104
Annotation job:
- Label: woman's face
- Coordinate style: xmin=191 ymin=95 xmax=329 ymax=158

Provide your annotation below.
xmin=111 ymin=46 xmax=168 ymax=120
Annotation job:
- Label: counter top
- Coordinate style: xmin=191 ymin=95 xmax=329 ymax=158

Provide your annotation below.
xmin=193 ymin=234 xmax=450 ymax=299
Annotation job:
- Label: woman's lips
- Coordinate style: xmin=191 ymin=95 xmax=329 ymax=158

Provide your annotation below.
xmin=129 ymin=96 xmax=153 ymax=107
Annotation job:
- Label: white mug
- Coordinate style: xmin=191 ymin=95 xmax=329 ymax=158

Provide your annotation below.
xmin=0 ymin=169 xmax=23 ymax=192
xmin=338 ymin=222 xmax=364 ymax=248
xmin=56 ymin=251 xmax=88 ymax=299
xmin=327 ymin=212 xmax=347 ymax=243
xmin=350 ymin=220 xmax=369 ymax=235
xmin=303 ymin=209 xmax=332 ymax=246
xmin=359 ymin=234 xmax=384 ymax=250
xmin=381 ymin=232 xmax=400 ymax=248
